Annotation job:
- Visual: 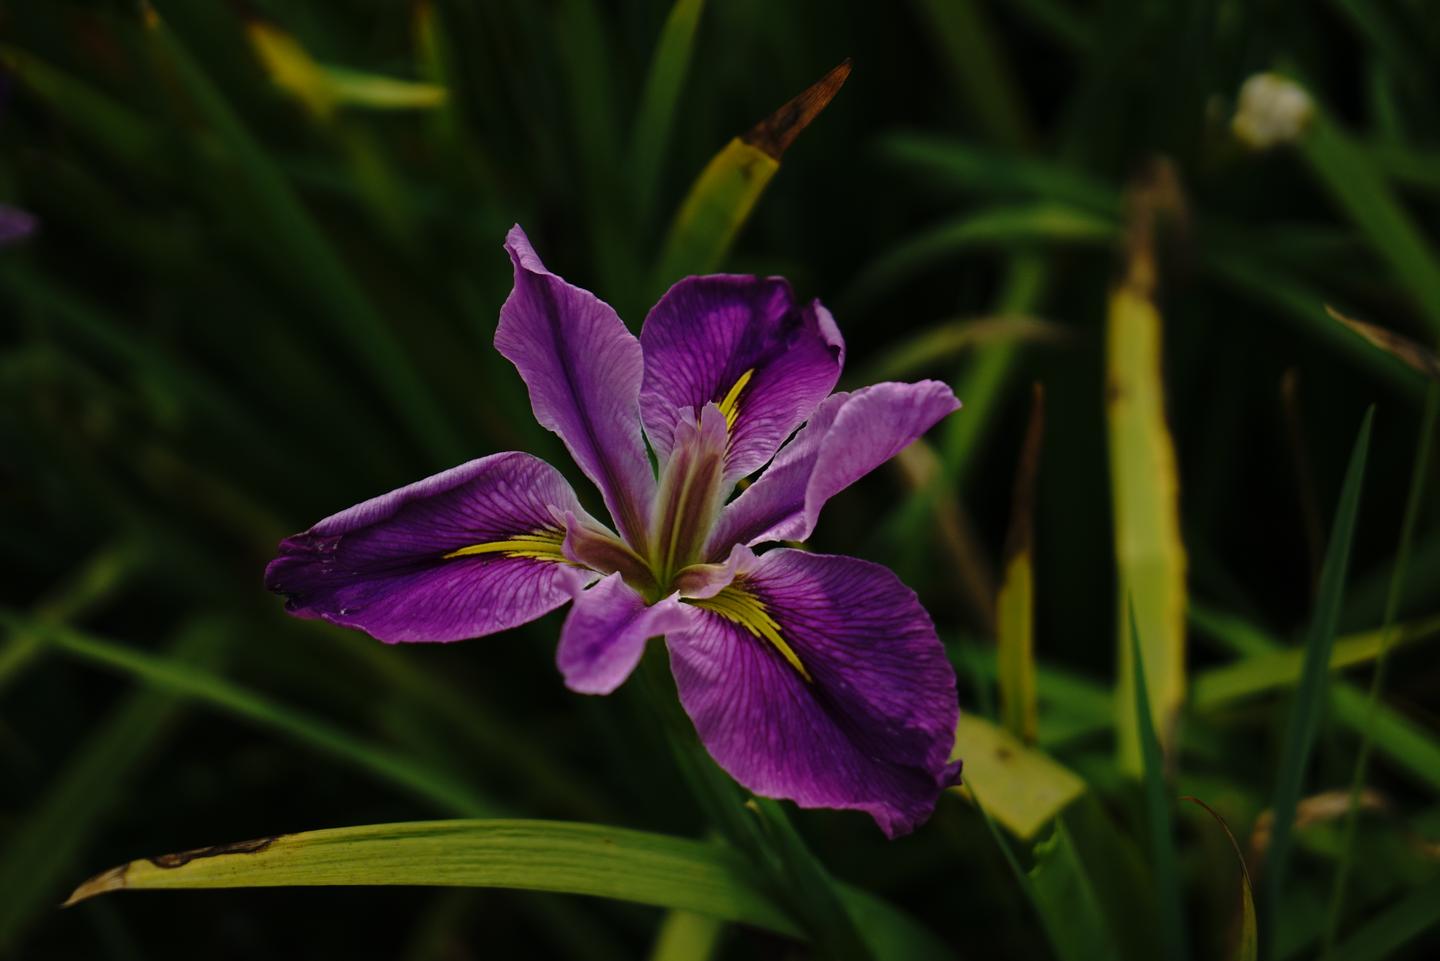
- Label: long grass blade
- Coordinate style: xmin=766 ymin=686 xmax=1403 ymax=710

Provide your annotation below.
xmin=997 ymin=384 xmax=1044 ymax=742
xmin=1262 ymin=407 xmax=1374 ymax=949
xmin=1182 ymin=797 xmax=1257 ymax=961
xmin=629 ymin=0 xmax=707 ymax=232
xmin=1128 ymin=604 xmax=1188 ymax=961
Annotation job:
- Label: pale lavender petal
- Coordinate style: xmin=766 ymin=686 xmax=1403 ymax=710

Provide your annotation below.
xmin=708 ymin=381 xmax=958 ymax=554
xmin=639 ymin=275 xmax=844 ymax=481
xmin=666 ymin=549 xmax=961 ymax=838
xmin=265 ymin=452 xmax=590 ymax=643
xmin=496 ymin=225 xmax=655 ymax=548
xmin=557 ymin=574 xmax=693 ymax=694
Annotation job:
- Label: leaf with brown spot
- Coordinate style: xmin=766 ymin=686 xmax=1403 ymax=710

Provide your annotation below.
xmin=1327 ymin=305 xmax=1440 ymax=381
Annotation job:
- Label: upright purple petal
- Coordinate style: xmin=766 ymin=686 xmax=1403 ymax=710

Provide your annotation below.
xmin=667 ymin=549 xmax=961 ymax=837
xmin=709 ymin=381 xmax=958 ymax=554
xmin=639 ymin=276 xmax=844 ymax=481
xmin=556 ymin=574 xmax=693 ymax=694
xmin=265 ymin=452 xmax=591 ymax=643
xmin=496 ymin=225 xmax=655 ymax=548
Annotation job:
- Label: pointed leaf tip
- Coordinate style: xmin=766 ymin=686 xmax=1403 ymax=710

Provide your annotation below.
xmin=63 ymin=865 xmax=129 ymax=907
xmin=742 ymin=59 xmax=852 ymax=159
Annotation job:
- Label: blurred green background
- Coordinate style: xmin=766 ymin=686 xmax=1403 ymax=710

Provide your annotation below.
xmin=2 ymin=0 xmax=1439 ymax=958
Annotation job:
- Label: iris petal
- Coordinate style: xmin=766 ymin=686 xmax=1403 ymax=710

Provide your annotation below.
xmin=666 ymin=549 xmax=962 ymax=838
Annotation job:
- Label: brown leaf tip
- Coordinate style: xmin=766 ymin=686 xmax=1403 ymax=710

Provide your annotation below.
xmin=62 ymin=864 xmax=129 ymax=908
xmin=742 ymin=59 xmax=853 ymax=160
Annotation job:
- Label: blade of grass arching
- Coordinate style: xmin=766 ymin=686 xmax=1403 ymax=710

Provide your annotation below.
xmin=14 ymin=616 xmax=502 ymax=817
xmin=750 ymin=798 xmax=872 ymax=961
xmin=1128 ymin=606 xmax=1188 ymax=961
xmin=0 ymin=45 xmax=161 ymax=170
xmin=650 ymin=60 xmax=851 ymax=296
xmin=839 ymin=204 xmax=1114 ymax=318
xmin=0 ymin=619 xmax=225 ymax=950
xmin=1323 ymin=384 xmax=1438 ymax=958
xmin=628 ymin=0 xmax=707 ymax=233
xmin=1262 ymin=407 xmax=1373 ymax=952
xmin=1192 ymin=614 xmax=1440 ymax=710
xmin=1326 ymin=875 xmax=1440 ymax=961
xmin=1192 ymin=601 xmax=1440 ymax=795
xmin=1301 ymin=111 xmax=1440 ymax=338
xmin=140 ymin=6 xmax=463 ymax=466
xmin=648 ymin=910 xmax=723 ymax=961
xmin=878 ymin=135 xmax=1120 ymax=215
xmin=0 ymin=539 xmax=144 ymax=697
xmin=1108 ymin=170 xmax=1188 ymax=773
xmin=1182 ymin=797 xmax=1257 ymax=961
xmin=997 ymin=384 xmax=1044 ymax=743
xmin=63 ymin=819 xmax=800 ymax=936
xmin=952 ymin=714 xmax=1087 ymax=841
xmin=1327 ymin=306 xmax=1440 ymax=382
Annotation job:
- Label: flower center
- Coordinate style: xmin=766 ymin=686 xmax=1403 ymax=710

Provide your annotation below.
xmin=649 ymin=405 xmax=730 ymax=591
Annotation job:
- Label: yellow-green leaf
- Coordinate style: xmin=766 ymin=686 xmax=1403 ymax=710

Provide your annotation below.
xmin=951 ymin=714 xmax=1086 ymax=840
xmin=997 ymin=383 xmax=1044 ymax=743
xmin=1107 ymin=165 xmax=1188 ymax=772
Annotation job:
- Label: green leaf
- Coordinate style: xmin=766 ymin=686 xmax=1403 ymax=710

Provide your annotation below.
xmin=1128 ymin=605 xmax=1188 ymax=961
xmin=1027 ymin=820 xmax=1119 ymax=961
xmin=953 ymin=714 xmax=1085 ymax=841
xmin=879 ymin=135 xmax=1119 ymax=214
xmin=16 ymin=617 xmax=501 ymax=817
xmin=64 ymin=819 xmax=799 ymax=936
xmin=648 ymin=910 xmax=723 ymax=961
xmin=651 ymin=60 xmax=851 ymax=294
xmin=1327 ymin=875 xmax=1440 ymax=961
xmin=997 ymin=384 xmax=1044 ymax=743
xmin=1108 ymin=219 xmax=1188 ymax=772
xmin=629 ymin=0 xmax=707 ymax=231
xmin=1192 ymin=614 xmax=1440 ymax=710
xmin=1263 ymin=407 xmax=1374 ymax=947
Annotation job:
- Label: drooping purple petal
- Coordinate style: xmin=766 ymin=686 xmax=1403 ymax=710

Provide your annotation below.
xmin=265 ymin=452 xmax=591 ymax=643
xmin=666 ymin=549 xmax=962 ymax=838
xmin=0 ymin=205 xmax=37 ymax=247
xmin=496 ymin=225 xmax=655 ymax=548
xmin=639 ymin=276 xmax=844 ymax=481
xmin=556 ymin=574 xmax=693 ymax=695
xmin=708 ymin=381 xmax=958 ymax=554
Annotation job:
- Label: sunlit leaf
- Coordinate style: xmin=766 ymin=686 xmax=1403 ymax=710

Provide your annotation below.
xmin=951 ymin=714 xmax=1085 ymax=840
xmin=997 ymin=384 xmax=1044 ymax=743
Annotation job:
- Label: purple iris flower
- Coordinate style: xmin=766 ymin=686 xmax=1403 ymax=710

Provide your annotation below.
xmin=266 ymin=226 xmax=963 ymax=836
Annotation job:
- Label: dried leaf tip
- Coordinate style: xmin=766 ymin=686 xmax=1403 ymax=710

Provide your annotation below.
xmin=1327 ymin=305 xmax=1440 ymax=381
xmin=742 ymin=59 xmax=852 ymax=160
xmin=62 ymin=864 xmax=129 ymax=908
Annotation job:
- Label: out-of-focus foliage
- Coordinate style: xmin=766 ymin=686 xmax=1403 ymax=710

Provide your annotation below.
xmin=2 ymin=0 xmax=1439 ymax=958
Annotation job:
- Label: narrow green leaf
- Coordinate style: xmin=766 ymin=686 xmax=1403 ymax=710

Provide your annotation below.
xmin=1263 ymin=407 xmax=1374 ymax=948
xmin=953 ymin=714 xmax=1086 ymax=841
xmin=1027 ymin=820 xmax=1119 ymax=961
xmin=1128 ymin=605 xmax=1188 ymax=961
xmin=1327 ymin=875 xmax=1440 ymax=961
xmin=1182 ymin=797 xmax=1257 ymax=961
xmin=648 ymin=910 xmax=723 ymax=961
xmin=997 ymin=384 xmax=1044 ymax=743
xmin=854 ymin=315 xmax=1066 ymax=385
xmin=629 ymin=0 xmax=707 ymax=231
xmin=879 ymin=135 xmax=1119 ymax=214
xmin=907 ymin=0 xmax=1030 ymax=148
xmin=64 ymin=819 xmax=799 ymax=937
xmin=14 ymin=617 xmax=500 ymax=817
xmin=651 ymin=60 xmax=851 ymax=294
xmin=0 ymin=620 xmax=224 ymax=949
xmin=1192 ymin=614 xmax=1440 ymax=710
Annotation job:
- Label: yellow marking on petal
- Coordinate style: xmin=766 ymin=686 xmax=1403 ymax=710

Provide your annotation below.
xmin=691 ymin=585 xmax=812 ymax=683
xmin=444 ymin=530 xmax=568 ymax=562
xmin=716 ymin=368 xmax=755 ymax=429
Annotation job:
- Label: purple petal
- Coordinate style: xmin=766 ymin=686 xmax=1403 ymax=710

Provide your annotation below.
xmin=666 ymin=549 xmax=961 ymax=838
xmin=0 ymin=205 xmax=37 ymax=247
xmin=556 ymin=574 xmax=693 ymax=694
xmin=709 ymin=381 xmax=958 ymax=554
xmin=265 ymin=452 xmax=591 ymax=643
xmin=639 ymin=276 xmax=844 ymax=481
xmin=496 ymin=225 xmax=655 ymax=548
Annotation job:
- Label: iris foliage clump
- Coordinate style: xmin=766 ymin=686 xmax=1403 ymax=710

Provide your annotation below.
xmin=2 ymin=1 xmax=1439 ymax=959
